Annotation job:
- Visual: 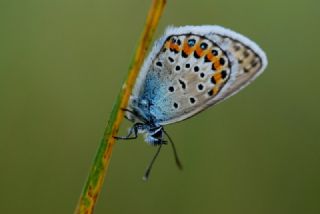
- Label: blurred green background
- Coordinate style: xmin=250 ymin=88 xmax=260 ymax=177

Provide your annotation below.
xmin=1 ymin=0 xmax=320 ymax=213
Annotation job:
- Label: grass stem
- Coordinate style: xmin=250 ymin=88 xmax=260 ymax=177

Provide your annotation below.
xmin=74 ymin=0 xmax=167 ymax=213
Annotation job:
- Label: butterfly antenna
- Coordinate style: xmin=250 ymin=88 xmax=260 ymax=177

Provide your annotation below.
xmin=143 ymin=143 xmax=163 ymax=181
xmin=163 ymin=129 xmax=183 ymax=170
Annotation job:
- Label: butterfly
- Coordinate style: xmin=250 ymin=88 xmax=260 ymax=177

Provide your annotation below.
xmin=115 ymin=25 xmax=268 ymax=180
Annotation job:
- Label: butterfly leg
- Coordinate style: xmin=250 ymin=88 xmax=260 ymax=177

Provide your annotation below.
xmin=121 ymin=108 xmax=136 ymax=123
xmin=113 ymin=122 xmax=145 ymax=140
xmin=121 ymin=108 xmax=149 ymax=124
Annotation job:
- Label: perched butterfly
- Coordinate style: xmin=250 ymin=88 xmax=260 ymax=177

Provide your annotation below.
xmin=115 ymin=25 xmax=268 ymax=180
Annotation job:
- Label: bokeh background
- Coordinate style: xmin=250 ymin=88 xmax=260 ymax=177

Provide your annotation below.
xmin=1 ymin=0 xmax=320 ymax=213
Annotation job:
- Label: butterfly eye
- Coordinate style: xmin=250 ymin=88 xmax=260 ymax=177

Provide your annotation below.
xmin=171 ymin=37 xmax=176 ymax=43
xmin=188 ymin=39 xmax=196 ymax=47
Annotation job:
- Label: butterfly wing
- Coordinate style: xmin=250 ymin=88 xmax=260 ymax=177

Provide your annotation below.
xmin=203 ymin=26 xmax=268 ymax=104
xmin=129 ymin=26 xmax=267 ymax=125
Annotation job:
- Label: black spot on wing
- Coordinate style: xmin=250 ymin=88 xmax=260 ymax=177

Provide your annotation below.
xmin=178 ymin=79 xmax=186 ymax=89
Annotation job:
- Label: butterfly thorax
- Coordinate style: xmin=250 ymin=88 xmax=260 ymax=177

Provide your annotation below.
xmin=129 ymin=96 xmax=159 ymax=124
xmin=143 ymin=125 xmax=164 ymax=145
xmin=125 ymin=99 xmax=165 ymax=145
xmin=134 ymin=122 xmax=164 ymax=145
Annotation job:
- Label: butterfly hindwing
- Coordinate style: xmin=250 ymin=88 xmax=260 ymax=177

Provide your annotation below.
xmin=207 ymin=31 xmax=268 ymax=104
xmin=129 ymin=26 xmax=267 ymax=125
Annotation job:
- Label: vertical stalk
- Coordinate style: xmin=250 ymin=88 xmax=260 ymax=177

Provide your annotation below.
xmin=74 ymin=0 xmax=167 ymax=213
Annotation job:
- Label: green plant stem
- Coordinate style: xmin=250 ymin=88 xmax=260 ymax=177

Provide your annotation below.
xmin=74 ymin=0 xmax=167 ymax=213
